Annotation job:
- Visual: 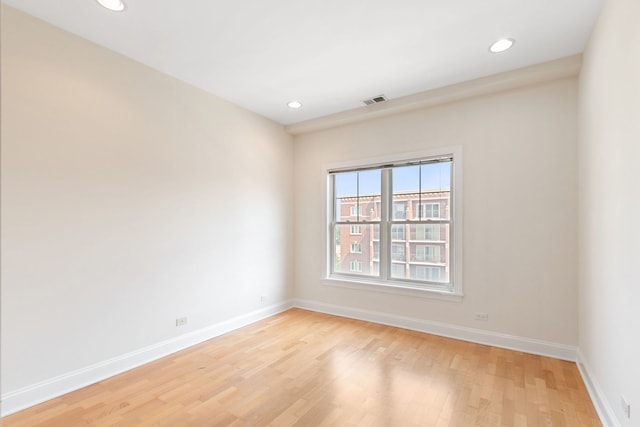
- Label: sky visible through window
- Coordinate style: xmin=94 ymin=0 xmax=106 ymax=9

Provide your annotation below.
xmin=335 ymin=162 xmax=451 ymax=198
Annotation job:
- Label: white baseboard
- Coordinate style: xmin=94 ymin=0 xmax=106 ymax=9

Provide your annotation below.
xmin=293 ymin=298 xmax=577 ymax=361
xmin=576 ymin=350 xmax=621 ymax=427
xmin=0 ymin=300 xmax=294 ymax=417
xmin=1 ymin=299 xmax=593 ymax=420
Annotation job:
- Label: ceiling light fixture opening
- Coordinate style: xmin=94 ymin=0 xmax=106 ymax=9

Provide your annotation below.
xmin=489 ymin=38 xmax=515 ymax=53
xmin=287 ymin=101 xmax=302 ymax=109
xmin=96 ymin=0 xmax=126 ymax=12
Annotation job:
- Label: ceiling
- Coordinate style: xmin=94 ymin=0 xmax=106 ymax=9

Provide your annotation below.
xmin=2 ymin=0 xmax=603 ymax=125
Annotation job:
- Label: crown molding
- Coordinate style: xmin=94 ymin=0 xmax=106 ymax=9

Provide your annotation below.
xmin=286 ymin=54 xmax=582 ymax=136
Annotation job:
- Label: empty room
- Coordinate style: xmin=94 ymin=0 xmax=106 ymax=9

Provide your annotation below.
xmin=1 ymin=0 xmax=638 ymax=426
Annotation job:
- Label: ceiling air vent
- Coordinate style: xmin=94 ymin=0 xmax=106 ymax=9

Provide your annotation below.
xmin=362 ymin=95 xmax=388 ymax=106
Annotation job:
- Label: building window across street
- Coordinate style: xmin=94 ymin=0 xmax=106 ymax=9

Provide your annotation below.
xmin=326 ymin=147 xmax=462 ymax=296
xmin=350 ymin=225 xmax=362 ymax=235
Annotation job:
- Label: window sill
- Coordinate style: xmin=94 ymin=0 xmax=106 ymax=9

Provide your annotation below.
xmin=322 ymin=276 xmax=463 ymax=302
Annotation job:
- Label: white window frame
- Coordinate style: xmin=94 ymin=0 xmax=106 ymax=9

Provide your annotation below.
xmin=349 ymin=206 xmax=362 ymax=216
xmin=323 ymin=147 xmax=463 ymax=301
xmin=350 ymin=242 xmax=362 ymax=253
xmin=349 ymin=260 xmax=362 ymax=272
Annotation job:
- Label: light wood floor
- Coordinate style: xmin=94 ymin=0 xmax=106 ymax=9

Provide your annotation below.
xmin=3 ymin=308 xmax=601 ymax=427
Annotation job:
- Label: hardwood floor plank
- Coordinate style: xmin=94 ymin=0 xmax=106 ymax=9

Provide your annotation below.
xmin=2 ymin=309 xmax=601 ymax=426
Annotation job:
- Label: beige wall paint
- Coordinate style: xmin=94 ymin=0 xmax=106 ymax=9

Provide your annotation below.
xmin=578 ymin=0 xmax=640 ymax=424
xmin=294 ymin=78 xmax=579 ymax=345
xmin=1 ymin=7 xmax=293 ymax=394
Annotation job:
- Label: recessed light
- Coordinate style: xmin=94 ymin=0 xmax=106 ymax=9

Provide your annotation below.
xmin=287 ymin=101 xmax=302 ymax=109
xmin=489 ymin=38 xmax=515 ymax=53
xmin=96 ymin=0 xmax=126 ymax=12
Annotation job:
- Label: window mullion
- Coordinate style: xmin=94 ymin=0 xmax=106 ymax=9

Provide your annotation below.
xmin=380 ymin=169 xmax=391 ymax=280
xmin=329 ymin=174 xmax=336 ymax=276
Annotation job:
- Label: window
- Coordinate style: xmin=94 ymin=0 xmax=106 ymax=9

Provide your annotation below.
xmin=412 ymin=224 xmax=442 ymax=241
xmin=412 ymin=265 xmax=441 ymax=281
xmin=393 ymin=203 xmax=407 ymax=220
xmin=373 ymin=227 xmax=380 ymax=240
xmin=391 ymin=263 xmax=406 ymax=278
xmin=372 ymin=261 xmax=380 ymax=274
xmin=350 ymin=260 xmax=362 ymax=272
xmin=418 ymin=203 xmax=440 ymax=219
xmin=327 ymin=147 xmax=462 ymax=297
xmin=391 ymin=244 xmax=406 ymax=261
xmin=391 ymin=224 xmax=405 ymax=241
xmin=414 ymin=245 xmax=441 ymax=262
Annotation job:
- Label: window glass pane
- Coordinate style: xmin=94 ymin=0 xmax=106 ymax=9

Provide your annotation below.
xmin=391 ymin=224 xmax=406 ymax=241
xmin=372 ymin=241 xmax=380 ymax=260
xmin=333 ymin=223 xmax=380 ymax=276
xmin=408 ymin=224 xmax=450 ymax=283
xmin=387 ymin=226 xmax=450 ymax=283
xmin=410 ymin=224 xmax=443 ymax=241
xmin=393 ymin=202 xmax=406 ymax=219
xmin=391 ymin=263 xmax=406 ymax=278
xmin=392 ymin=165 xmax=417 ymax=220
xmin=417 ymin=203 xmax=440 ymax=219
xmin=413 ymin=245 xmax=441 ymax=262
xmin=359 ymin=170 xmax=381 ymax=221
xmin=335 ymin=172 xmax=357 ymax=221
xmin=372 ymin=261 xmax=380 ymax=275
xmin=334 ymin=170 xmax=381 ymax=221
xmin=410 ymin=265 xmax=445 ymax=282
xmin=419 ymin=162 xmax=451 ymax=220
xmin=392 ymin=162 xmax=451 ymax=220
xmin=391 ymin=244 xmax=406 ymax=261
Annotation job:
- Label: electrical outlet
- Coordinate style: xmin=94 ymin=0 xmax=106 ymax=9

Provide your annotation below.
xmin=474 ymin=312 xmax=489 ymax=321
xmin=621 ymin=396 xmax=631 ymax=419
xmin=176 ymin=317 xmax=188 ymax=327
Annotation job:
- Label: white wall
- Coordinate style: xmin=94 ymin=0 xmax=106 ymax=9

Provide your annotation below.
xmin=293 ymin=78 xmax=579 ymax=346
xmin=1 ymin=6 xmax=293 ymax=399
xmin=11 ymin=1 xmax=638 ymax=423
xmin=578 ymin=0 xmax=640 ymax=425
